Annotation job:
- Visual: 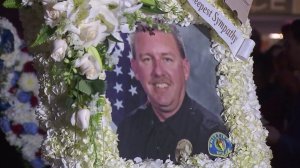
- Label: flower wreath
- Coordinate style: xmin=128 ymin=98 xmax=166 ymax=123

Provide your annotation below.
xmin=0 ymin=17 xmax=47 ymax=167
xmin=3 ymin=0 xmax=272 ymax=167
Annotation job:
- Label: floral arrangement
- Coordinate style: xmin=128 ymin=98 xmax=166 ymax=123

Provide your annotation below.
xmin=2 ymin=0 xmax=272 ymax=167
xmin=0 ymin=17 xmax=47 ymax=168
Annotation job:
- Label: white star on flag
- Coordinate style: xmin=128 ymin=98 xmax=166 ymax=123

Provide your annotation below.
xmin=128 ymin=69 xmax=135 ymax=79
xmin=129 ymin=85 xmax=137 ymax=96
xmin=113 ymin=82 xmax=123 ymax=93
xmin=114 ymin=99 xmax=124 ymax=110
xmin=127 ymin=51 xmax=133 ymax=59
xmin=114 ymin=65 xmax=123 ymax=76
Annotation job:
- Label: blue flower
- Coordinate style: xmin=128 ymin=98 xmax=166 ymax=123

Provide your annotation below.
xmin=23 ymin=122 xmax=38 ymax=135
xmin=11 ymin=71 xmax=21 ymax=86
xmin=0 ymin=101 xmax=11 ymax=111
xmin=0 ymin=117 xmax=11 ymax=133
xmin=30 ymin=158 xmax=45 ymax=168
xmin=0 ymin=28 xmax=15 ymax=54
xmin=17 ymin=91 xmax=32 ymax=103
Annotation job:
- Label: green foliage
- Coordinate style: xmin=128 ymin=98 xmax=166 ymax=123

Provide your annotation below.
xmin=140 ymin=0 xmax=167 ymax=14
xmin=108 ymin=4 xmax=118 ymax=10
xmin=76 ymin=79 xmax=92 ymax=95
xmin=141 ymin=5 xmax=167 ymax=14
xmin=141 ymin=0 xmax=156 ymax=6
xmin=73 ymin=0 xmax=84 ymax=8
xmin=2 ymin=0 xmax=22 ymax=8
xmin=86 ymin=47 xmax=102 ymax=69
xmin=31 ymin=25 xmax=56 ymax=47
xmin=75 ymin=5 xmax=89 ymax=25
xmin=75 ymin=79 xmax=105 ymax=96
xmin=124 ymin=12 xmax=139 ymax=30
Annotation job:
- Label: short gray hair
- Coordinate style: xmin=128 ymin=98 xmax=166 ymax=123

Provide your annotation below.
xmin=129 ymin=24 xmax=186 ymax=59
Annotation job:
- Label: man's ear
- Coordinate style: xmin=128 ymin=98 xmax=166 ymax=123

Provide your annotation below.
xmin=130 ymin=59 xmax=139 ymax=80
xmin=183 ymin=58 xmax=190 ymax=81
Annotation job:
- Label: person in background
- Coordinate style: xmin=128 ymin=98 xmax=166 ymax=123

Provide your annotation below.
xmin=265 ymin=19 xmax=300 ymax=168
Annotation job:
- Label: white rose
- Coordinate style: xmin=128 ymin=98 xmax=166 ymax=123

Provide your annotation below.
xmin=50 ymin=39 xmax=68 ymax=62
xmin=44 ymin=5 xmax=63 ymax=27
xmin=77 ymin=21 xmax=108 ymax=47
xmin=18 ymin=72 xmax=39 ymax=92
xmin=74 ymin=53 xmax=101 ymax=80
xmin=71 ymin=109 xmax=91 ymax=130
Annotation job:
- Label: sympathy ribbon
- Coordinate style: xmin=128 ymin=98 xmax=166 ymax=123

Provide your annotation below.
xmin=187 ymin=0 xmax=255 ymax=60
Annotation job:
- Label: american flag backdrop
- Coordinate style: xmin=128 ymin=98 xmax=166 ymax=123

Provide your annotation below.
xmin=106 ymin=33 xmax=147 ymax=126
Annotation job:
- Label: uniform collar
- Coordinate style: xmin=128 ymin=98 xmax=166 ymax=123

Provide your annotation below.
xmin=147 ymin=94 xmax=192 ymax=136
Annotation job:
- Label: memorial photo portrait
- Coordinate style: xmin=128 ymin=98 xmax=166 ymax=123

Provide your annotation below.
xmin=109 ymin=24 xmax=233 ymax=163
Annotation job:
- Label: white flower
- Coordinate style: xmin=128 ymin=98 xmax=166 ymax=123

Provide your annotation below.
xmin=1 ymin=54 xmax=17 ymax=67
xmin=50 ymin=39 xmax=68 ymax=62
xmin=18 ymin=72 xmax=39 ymax=92
xmin=89 ymin=0 xmax=119 ymax=32
xmin=123 ymin=0 xmax=139 ymax=8
xmin=71 ymin=109 xmax=91 ymax=130
xmin=21 ymin=134 xmax=44 ymax=161
xmin=14 ymin=52 xmax=33 ymax=71
xmin=52 ymin=0 xmax=74 ymax=18
xmin=42 ymin=0 xmax=56 ymax=5
xmin=123 ymin=2 xmax=143 ymax=14
xmin=75 ymin=21 xmax=108 ymax=47
xmin=75 ymin=53 xmax=103 ymax=80
xmin=107 ymin=32 xmax=123 ymax=54
xmin=21 ymin=0 xmax=33 ymax=6
xmin=44 ymin=4 xmax=63 ymax=27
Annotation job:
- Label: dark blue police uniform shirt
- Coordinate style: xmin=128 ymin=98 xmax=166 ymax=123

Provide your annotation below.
xmin=117 ymin=94 xmax=229 ymax=161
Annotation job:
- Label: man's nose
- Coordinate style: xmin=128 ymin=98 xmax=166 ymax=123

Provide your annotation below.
xmin=152 ymin=60 xmax=164 ymax=77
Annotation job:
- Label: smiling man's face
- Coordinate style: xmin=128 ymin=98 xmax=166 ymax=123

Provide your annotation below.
xmin=131 ymin=31 xmax=190 ymax=121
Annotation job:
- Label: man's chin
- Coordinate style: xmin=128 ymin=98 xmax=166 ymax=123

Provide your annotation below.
xmin=151 ymin=100 xmax=174 ymax=111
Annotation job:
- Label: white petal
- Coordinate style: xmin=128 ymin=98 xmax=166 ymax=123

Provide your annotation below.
xmin=124 ymin=3 xmax=143 ymax=13
xmin=52 ymin=1 xmax=68 ymax=11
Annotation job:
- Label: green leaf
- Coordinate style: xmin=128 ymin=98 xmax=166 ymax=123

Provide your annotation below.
xmin=2 ymin=0 xmax=22 ymax=8
xmin=86 ymin=79 xmax=106 ymax=95
xmin=107 ymin=34 xmax=123 ymax=43
xmin=31 ymin=25 xmax=56 ymax=47
xmin=141 ymin=0 xmax=156 ymax=6
xmin=72 ymin=90 xmax=80 ymax=98
xmin=141 ymin=5 xmax=167 ymax=14
xmin=66 ymin=97 xmax=74 ymax=107
xmin=76 ymin=79 xmax=92 ymax=95
xmin=86 ymin=46 xmax=103 ymax=71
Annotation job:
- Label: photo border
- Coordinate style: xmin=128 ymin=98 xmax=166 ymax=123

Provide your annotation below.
xmin=14 ymin=0 xmax=274 ymax=167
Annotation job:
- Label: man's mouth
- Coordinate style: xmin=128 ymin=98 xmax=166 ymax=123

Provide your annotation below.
xmin=154 ymin=83 xmax=169 ymax=88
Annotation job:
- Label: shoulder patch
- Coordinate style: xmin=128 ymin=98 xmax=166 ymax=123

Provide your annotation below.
xmin=208 ymin=132 xmax=233 ymax=158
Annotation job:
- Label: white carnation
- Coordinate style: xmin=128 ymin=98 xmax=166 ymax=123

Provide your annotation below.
xmin=18 ymin=72 xmax=39 ymax=92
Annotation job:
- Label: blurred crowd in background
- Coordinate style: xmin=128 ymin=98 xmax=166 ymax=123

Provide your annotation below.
xmin=252 ymin=19 xmax=300 ymax=168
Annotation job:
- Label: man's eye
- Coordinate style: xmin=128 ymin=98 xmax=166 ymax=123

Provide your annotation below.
xmin=142 ymin=57 xmax=151 ymax=62
xmin=164 ymin=57 xmax=173 ymax=62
